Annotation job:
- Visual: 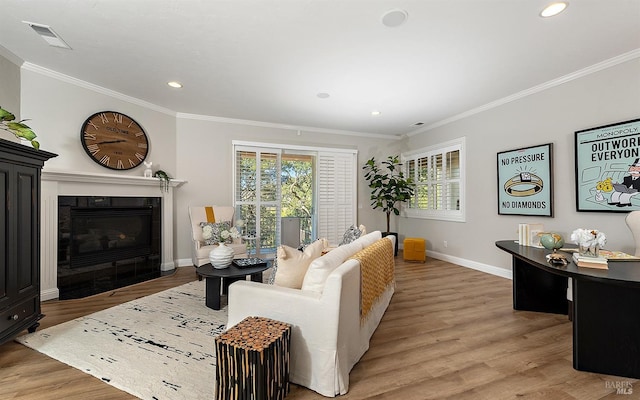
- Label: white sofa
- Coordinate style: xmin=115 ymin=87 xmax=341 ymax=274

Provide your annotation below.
xmin=227 ymin=231 xmax=395 ymax=397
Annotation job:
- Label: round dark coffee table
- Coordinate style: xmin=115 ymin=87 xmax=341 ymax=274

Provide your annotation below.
xmin=196 ymin=261 xmax=270 ymax=310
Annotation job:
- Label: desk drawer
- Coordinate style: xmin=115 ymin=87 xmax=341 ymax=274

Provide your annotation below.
xmin=0 ymin=297 xmax=37 ymax=333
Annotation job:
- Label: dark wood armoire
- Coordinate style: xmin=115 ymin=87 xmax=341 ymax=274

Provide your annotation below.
xmin=0 ymin=139 xmax=56 ymax=345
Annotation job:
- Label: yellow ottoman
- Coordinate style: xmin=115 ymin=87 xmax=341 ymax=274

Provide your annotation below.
xmin=403 ymin=238 xmax=426 ymax=262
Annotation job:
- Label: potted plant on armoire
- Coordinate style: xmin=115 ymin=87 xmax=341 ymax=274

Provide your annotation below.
xmin=363 ymin=155 xmax=414 ymax=256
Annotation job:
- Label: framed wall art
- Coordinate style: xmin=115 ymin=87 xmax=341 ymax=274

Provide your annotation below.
xmin=575 ymin=118 xmax=640 ymax=212
xmin=497 ymin=143 xmax=553 ymax=216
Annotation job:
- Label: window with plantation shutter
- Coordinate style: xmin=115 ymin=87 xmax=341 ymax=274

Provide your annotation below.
xmin=403 ymin=137 xmax=465 ymax=222
xmin=316 ymin=151 xmax=357 ymax=246
xmin=234 ymin=146 xmax=282 ymax=256
xmin=233 ymin=141 xmax=357 ymax=254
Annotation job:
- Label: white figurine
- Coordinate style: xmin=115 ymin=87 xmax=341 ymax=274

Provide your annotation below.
xmin=143 ymin=161 xmax=153 ymax=178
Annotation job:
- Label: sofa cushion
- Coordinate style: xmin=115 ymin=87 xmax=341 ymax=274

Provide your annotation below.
xmin=274 ymin=239 xmax=325 ymax=289
xmin=353 ymin=230 xmax=382 ymax=248
xmin=301 ymin=240 xmax=363 ymax=293
xmin=200 ymin=221 xmax=231 ymax=245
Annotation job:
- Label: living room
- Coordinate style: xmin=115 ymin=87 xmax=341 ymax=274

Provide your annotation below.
xmin=1 ymin=9 xmax=639 ymax=276
xmin=1 ymin=1 xmax=640 ymax=398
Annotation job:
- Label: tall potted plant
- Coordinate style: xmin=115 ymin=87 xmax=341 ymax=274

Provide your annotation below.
xmin=363 ymin=155 xmax=414 ymax=255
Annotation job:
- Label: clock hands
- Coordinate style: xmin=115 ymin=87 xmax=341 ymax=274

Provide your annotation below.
xmin=97 ymin=139 xmax=126 ymax=145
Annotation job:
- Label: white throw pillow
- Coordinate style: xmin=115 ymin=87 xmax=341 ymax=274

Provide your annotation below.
xmin=274 ymin=239 xmax=325 ymax=289
xmin=301 ymin=240 xmax=364 ymax=293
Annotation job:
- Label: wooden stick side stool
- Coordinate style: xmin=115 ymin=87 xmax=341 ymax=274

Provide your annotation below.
xmin=215 ymin=316 xmax=291 ymax=400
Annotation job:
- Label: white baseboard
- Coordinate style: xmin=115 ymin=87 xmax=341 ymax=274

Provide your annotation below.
xmin=427 ymin=250 xmax=512 ymax=280
xmin=177 ymin=258 xmax=195 ymax=267
xmin=161 ymin=261 xmax=176 ymax=271
xmin=41 ymin=288 xmax=60 ymax=301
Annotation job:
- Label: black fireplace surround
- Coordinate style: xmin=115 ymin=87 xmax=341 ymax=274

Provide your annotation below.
xmin=58 ymin=196 xmax=162 ymax=299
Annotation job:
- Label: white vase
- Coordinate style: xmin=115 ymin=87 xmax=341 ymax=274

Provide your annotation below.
xmin=209 ymin=242 xmax=235 ymax=269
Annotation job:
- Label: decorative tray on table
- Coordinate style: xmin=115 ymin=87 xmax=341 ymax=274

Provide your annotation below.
xmin=232 ymin=257 xmax=268 ymax=268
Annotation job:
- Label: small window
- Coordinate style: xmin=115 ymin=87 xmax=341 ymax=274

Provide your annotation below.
xmin=402 ymin=137 xmax=465 ymax=222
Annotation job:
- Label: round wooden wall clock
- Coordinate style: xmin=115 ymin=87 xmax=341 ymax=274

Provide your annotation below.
xmin=80 ymin=111 xmax=149 ymax=170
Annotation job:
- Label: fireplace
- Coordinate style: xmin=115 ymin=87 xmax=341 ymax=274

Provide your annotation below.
xmin=58 ymin=196 xmax=162 ymax=299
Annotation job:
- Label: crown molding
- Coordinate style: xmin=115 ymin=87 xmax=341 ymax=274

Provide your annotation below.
xmin=0 ymin=45 xmax=23 ymax=66
xmin=21 ymin=62 xmax=176 ymax=116
xmin=407 ymin=48 xmax=640 ymax=137
xmin=176 ymin=112 xmax=401 ymax=140
xmin=20 ymin=61 xmax=399 ymax=139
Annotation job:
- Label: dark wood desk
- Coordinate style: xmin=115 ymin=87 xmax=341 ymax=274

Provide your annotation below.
xmin=496 ymin=240 xmax=640 ymax=379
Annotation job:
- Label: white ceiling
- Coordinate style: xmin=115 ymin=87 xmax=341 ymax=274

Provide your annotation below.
xmin=0 ymin=0 xmax=639 ymax=137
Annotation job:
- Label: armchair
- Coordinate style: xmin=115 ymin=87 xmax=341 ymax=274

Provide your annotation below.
xmin=188 ymin=206 xmax=248 ymax=267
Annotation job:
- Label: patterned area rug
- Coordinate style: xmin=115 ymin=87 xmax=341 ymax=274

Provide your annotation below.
xmin=16 ymin=280 xmax=226 ymax=399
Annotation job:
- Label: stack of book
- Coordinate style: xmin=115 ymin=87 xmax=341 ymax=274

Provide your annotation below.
xmin=518 ymin=223 xmax=544 ymax=247
xmin=572 ymin=253 xmax=609 ymax=269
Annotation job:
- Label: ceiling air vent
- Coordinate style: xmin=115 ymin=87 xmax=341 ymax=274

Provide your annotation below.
xmin=23 ymin=21 xmax=71 ymax=49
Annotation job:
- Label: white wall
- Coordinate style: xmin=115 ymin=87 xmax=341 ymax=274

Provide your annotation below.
xmin=20 ymin=69 xmax=177 ymax=175
xmin=402 ymin=58 xmax=640 ymax=272
xmin=174 ymin=117 xmax=400 ymax=263
xmin=0 ymin=49 xmax=21 ymax=120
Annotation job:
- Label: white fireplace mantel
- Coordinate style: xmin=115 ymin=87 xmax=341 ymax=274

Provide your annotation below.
xmin=42 ymin=169 xmax=185 ymax=188
xmin=40 ymin=169 xmax=186 ymax=300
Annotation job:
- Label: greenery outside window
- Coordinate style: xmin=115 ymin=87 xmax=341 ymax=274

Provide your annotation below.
xmin=402 ymin=137 xmax=465 ymax=222
xmin=234 ymin=141 xmax=357 ymax=255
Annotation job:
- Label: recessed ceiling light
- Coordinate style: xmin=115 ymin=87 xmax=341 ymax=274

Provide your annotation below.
xmin=540 ymin=2 xmax=569 ymax=17
xmin=317 ymin=92 xmax=330 ymax=99
xmin=167 ymin=81 xmax=183 ymax=88
xmin=381 ymin=9 xmax=408 ymax=28
xmin=371 ymin=111 xmax=381 ymax=116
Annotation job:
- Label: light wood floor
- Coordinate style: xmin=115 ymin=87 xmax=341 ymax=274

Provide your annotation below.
xmin=0 ymin=257 xmax=636 ymax=399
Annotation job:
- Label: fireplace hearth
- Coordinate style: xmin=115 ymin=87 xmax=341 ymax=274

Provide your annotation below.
xmin=58 ymin=196 xmax=162 ymax=299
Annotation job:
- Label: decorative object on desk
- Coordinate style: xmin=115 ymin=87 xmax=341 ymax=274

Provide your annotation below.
xmin=572 ymin=252 xmax=608 ymax=269
xmin=209 ymin=242 xmax=235 ymax=269
xmin=143 ymin=161 xmax=153 ymax=177
xmin=153 ymin=170 xmax=171 ymax=192
xmin=599 ymin=249 xmax=640 ymax=261
xmin=518 ymin=223 xmax=544 ymax=246
xmin=575 ymin=118 xmax=640 ymax=212
xmin=540 ymin=233 xmax=564 ymax=252
xmin=540 ymin=232 xmax=567 ymax=266
xmin=497 ymin=143 xmax=553 ymax=216
xmin=546 ymin=252 xmax=568 ymax=266
xmin=571 ymin=228 xmax=606 ymax=258
xmin=0 ymin=106 xmax=40 ymax=148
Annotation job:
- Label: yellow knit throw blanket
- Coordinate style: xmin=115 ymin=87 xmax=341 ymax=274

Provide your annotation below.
xmin=349 ymin=238 xmax=395 ymax=323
